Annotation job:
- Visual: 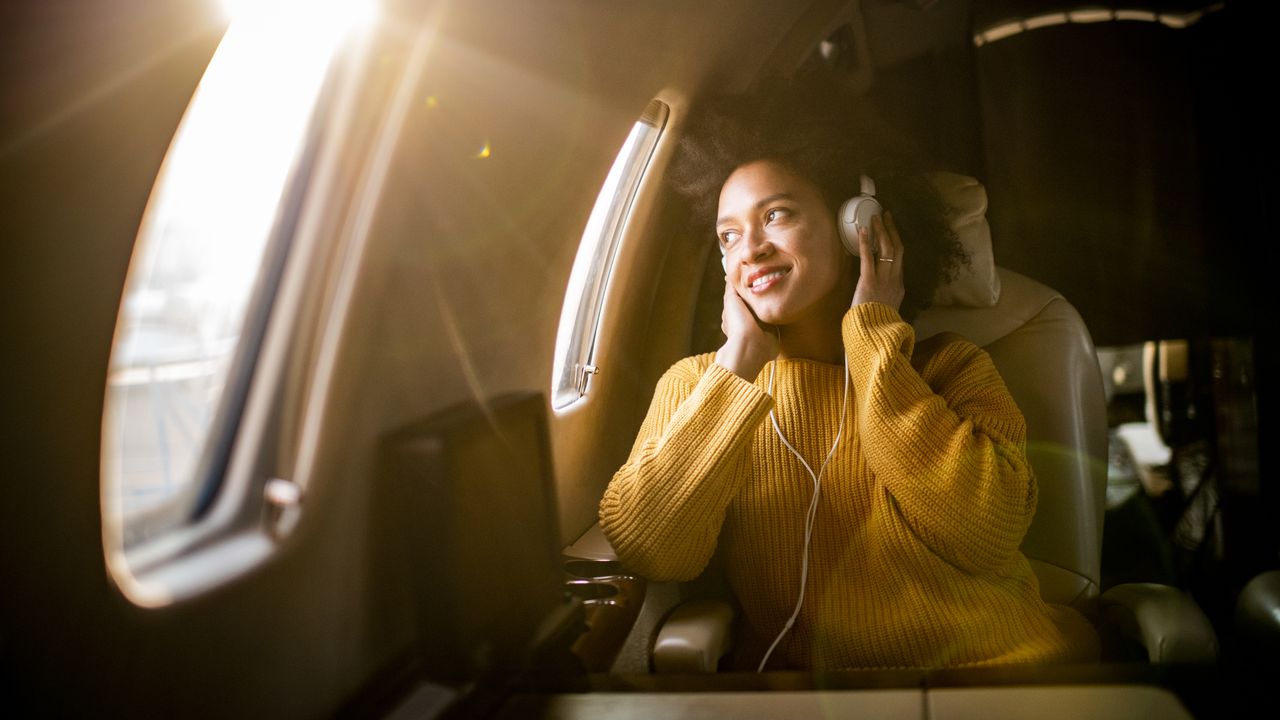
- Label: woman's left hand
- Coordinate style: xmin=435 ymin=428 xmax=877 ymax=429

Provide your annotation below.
xmin=851 ymin=211 xmax=905 ymax=312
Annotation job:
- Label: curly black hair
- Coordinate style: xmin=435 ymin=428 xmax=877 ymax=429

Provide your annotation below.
xmin=669 ymin=77 xmax=968 ymax=322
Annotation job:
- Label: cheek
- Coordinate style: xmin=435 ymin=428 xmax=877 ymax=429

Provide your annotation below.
xmin=811 ymin=247 xmax=852 ymax=299
xmin=799 ymin=226 xmax=844 ymax=274
xmin=794 ymin=219 xmax=841 ymax=260
xmin=725 ymin=257 xmax=742 ymax=284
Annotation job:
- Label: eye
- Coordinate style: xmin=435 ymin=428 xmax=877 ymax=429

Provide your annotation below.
xmin=719 ymin=229 xmax=741 ymax=247
xmin=765 ymin=207 xmax=791 ymax=224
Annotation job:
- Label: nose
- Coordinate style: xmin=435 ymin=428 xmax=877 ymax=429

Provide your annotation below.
xmin=739 ymin=223 xmax=773 ymax=265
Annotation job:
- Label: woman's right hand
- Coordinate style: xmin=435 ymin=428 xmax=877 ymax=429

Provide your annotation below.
xmin=715 ymin=277 xmax=778 ymax=380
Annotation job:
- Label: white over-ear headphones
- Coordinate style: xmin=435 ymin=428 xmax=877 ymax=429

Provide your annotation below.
xmin=720 ymin=175 xmax=881 ymax=272
xmin=837 ymin=175 xmax=882 ymax=255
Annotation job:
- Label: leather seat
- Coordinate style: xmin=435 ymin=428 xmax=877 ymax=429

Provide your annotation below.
xmin=589 ymin=173 xmax=1219 ymax=672
xmin=914 ymin=266 xmax=1106 ymax=613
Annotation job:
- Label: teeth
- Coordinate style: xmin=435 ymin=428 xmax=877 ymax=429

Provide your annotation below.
xmin=751 ymin=270 xmax=788 ymax=288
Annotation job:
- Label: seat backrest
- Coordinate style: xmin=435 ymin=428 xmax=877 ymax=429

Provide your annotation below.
xmin=916 ymin=172 xmax=1109 ymax=613
xmin=914 ymin=268 xmax=1108 ymax=613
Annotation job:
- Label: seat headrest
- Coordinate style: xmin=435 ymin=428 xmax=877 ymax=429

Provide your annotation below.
xmin=914 ymin=267 xmax=1062 ymax=347
xmin=928 ymin=172 xmax=1001 ymax=308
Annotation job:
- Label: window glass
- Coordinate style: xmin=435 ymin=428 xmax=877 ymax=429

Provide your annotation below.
xmin=551 ymin=99 xmax=668 ymax=410
xmin=102 ymin=2 xmax=366 ymax=548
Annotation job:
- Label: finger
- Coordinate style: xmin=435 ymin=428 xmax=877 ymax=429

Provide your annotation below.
xmin=857 ymin=224 xmax=876 ymax=277
xmin=724 ymin=275 xmax=738 ymax=309
xmin=724 ymin=282 xmax=736 ymax=324
xmin=873 ymin=214 xmax=900 ymax=279
xmin=725 ymin=278 xmax=749 ymax=310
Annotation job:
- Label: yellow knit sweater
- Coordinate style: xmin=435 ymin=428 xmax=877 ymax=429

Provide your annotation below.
xmin=600 ymin=303 xmax=1099 ymax=670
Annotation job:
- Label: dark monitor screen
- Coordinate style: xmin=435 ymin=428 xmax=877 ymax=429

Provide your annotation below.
xmin=376 ymin=392 xmax=568 ymax=684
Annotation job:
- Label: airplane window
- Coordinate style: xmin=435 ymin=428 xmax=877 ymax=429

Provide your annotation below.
xmin=101 ymin=1 xmax=372 ymax=574
xmin=551 ymin=99 xmax=669 ymax=410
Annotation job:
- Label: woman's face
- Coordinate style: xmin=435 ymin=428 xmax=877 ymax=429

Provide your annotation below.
xmin=716 ymin=159 xmax=848 ymax=326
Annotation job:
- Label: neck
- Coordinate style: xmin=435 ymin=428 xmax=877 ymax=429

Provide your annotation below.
xmin=775 ymin=278 xmax=853 ymax=365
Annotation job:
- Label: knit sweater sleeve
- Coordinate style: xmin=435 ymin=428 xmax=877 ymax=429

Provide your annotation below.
xmin=843 ymin=302 xmax=1036 ymax=575
xmin=599 ymin=357 xmax=774 ymax=582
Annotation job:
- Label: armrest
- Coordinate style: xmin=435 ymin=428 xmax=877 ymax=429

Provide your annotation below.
xmin=563 ymin=522 xmax=618 ymax=561
xmin=1099 ymin=583 xmax=1218 ymax=663
xmin=652 ymin=598 xmax=735 ymax=673
xmin=1236 ymin=570 xmax=1280 ymax=654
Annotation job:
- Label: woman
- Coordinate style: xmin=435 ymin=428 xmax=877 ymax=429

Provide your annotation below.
xmin=599 ymin=83 xmax=1099 ymax=670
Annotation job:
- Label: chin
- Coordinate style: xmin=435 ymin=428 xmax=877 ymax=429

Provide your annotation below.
xmin=748 ymin=291 xmax=834 ymax=328
xmin=748 ymin=303 xmax=793 ymax=327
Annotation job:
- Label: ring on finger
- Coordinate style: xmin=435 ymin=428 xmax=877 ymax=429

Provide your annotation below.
xmin=877 ymin=257 xmax=894 ymax=263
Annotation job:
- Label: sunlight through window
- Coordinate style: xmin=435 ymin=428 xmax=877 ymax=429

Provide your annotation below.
xmin=102 ymin=0 xmax=376 ymax=562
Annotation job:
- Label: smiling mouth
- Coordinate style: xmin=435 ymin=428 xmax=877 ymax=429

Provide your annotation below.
xmin=748 ymin=267 xmax=791 ymax=292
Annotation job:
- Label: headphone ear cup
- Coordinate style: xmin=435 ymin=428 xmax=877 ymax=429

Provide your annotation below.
xmin=837 ymin=195 xmax=883 ymax=255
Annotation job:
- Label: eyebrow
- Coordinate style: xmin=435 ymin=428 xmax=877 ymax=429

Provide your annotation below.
xmin=715 ymin=193 xmax=796 ymax=227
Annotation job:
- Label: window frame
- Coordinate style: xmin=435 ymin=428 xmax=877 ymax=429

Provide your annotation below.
xmin=100 ymin=15 xmax=402 ymax=606
xmin=551 ymin=99 xmax=670 ymax=411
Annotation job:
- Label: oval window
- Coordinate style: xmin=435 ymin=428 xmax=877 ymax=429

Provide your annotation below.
xmin=101 ymin=0 xmax=373 ymax=588
xmin=551 ymin=99 xmax=668 ymax=410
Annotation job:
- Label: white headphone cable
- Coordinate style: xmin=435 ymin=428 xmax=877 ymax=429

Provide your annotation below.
xmin=756 ymin=330 xmax=851 ymax=672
